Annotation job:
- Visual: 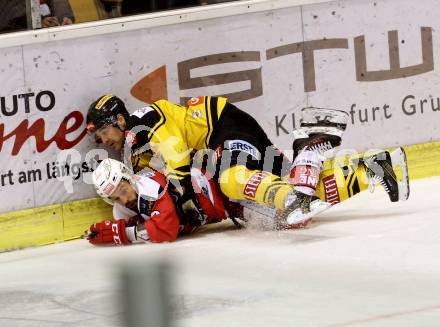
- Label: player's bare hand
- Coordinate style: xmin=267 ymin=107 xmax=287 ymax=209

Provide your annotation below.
xmin=42 ymin=16 xmax=60 ymax=27
xmin=61 ymin=17 xmax=73 ymax=25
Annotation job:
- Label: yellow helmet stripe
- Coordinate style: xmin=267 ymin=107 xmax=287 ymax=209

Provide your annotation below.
xmin=95 ymin=94 xmax=114 ymax=110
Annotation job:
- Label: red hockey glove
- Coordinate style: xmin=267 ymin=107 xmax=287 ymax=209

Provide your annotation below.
xmin=87 ymin=219 xmax=130 ymax=246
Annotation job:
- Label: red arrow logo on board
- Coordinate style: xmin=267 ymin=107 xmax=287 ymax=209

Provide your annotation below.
xmin=130 ymin=65 xmax=168 ymax=104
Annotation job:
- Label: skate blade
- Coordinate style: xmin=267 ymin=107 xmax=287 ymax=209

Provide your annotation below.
xmin=239 ymin=200 xmax=277 ymax=219
xmin=390 ymin=147 xmax=410 ymax=201
xmin=301 ymin=107 xmax=349 ymax=131
xmin=286 ymin=199 xmax=331 ymax=225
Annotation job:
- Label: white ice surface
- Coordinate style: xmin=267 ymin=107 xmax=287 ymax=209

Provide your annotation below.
xmin=1 ymin=177 xmax=440 ymax=327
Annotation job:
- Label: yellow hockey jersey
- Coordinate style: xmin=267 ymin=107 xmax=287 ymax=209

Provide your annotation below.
xmin=126 ymin=96 xmax=228 ymax=180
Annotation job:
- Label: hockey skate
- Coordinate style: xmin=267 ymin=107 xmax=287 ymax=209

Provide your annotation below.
xmin=362 ymin=147 xmax=410 ymax=202
xmin=236 ymin=194 xmax=329 ymax=230
xmin=274 ymin=191 xmax=331 ymax=229
xmin=301 ymin=107 xmax=349 ymax=132
xmin=293 ymin=107 xmax=349 ymax=156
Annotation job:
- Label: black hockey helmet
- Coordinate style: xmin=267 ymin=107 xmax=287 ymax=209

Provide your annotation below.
xmin=86 ymin=94 xmax=129 ymax=134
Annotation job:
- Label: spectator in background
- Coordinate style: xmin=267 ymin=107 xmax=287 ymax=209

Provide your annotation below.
xmin=40 ymin=0 xmax=75 ymax=27
xmin=99 ymin=0 xmax=123 ymax=18
xmin=0 ymin=0 xmax=27 ymax=33
xmin=97 ymin=0 xmax=239 ymax=20
xmin=120 ymin=0 xmax=200 ymax=16
xmin=0 ymin=0 xmax=74 ymax=33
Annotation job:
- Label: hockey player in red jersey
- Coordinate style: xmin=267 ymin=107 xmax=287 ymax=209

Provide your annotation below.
xmin=87 ymin=158 xmax=230 ymax=245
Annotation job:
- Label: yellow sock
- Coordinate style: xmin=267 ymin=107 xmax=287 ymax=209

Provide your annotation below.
xmin=218 ymin=165 xmax=294 ymax=209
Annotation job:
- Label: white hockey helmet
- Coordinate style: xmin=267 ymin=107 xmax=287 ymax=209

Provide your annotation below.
xmin=92 ymin=158 xmax=134 ymax=203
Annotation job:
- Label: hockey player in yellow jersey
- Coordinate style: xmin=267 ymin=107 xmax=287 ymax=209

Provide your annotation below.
xmin=86 ymin=95 xmax=409 ymax=227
